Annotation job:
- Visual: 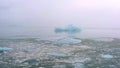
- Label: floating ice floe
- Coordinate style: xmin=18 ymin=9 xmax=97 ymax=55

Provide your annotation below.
xmin=73 ymin=63 xmax=85 ymax=68
xmin=55 ymin=24 xmax=81 ymax=34
xmin=0 ymin=47 xmax=13 ymax=51
xmin=37 ymin=36 xmax=66 ymax=42
xmin=53 ymin=63 xmax=74 ymax=68
xmin=72 ymin=58 xmax=91 ymax=63
xmin=53 ymin=65 xmax=66 ymax=68
xmin=0 ymin=47 xmax=13 ymax=52
xmin=100 ymin=54 xmax=113 ymax=59
xmin=47 ymin=52 xmax=68 ymax=57
xmin=54 ymin=38 xmax=81 ymax=45
xmin=108 ymin=65 xmax=117 ymax=68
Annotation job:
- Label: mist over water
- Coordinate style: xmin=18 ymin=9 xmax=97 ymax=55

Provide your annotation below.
xmin=1 ymin=1 xmax=120 ymax=68
xmin=0 ymin=0 xmax=120 ymax=38
xmin=0 ymin=25 xmax=120 ymax=39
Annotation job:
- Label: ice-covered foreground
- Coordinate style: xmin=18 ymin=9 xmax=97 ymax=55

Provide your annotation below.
xmin=0 ymin=37 xmax=120 ymax=68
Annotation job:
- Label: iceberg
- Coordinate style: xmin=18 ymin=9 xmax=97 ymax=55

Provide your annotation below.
xmin=55 ymin=24 xmax=81 ymax=34
xmin=54 ymin=25 xmax=82 ymax=44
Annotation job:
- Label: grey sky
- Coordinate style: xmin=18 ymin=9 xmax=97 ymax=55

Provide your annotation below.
xmin=0 ymin=0 xmax=120 ymax=29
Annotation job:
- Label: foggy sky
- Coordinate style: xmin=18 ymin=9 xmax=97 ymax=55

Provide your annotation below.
xmin=0 ymin=0 xmax=120 ymax=29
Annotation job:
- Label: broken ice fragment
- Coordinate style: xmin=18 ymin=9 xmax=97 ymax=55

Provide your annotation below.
xmin=55 ymin=24 xmax=81 ymax=34
xmin=22 ymin=59 xmax=39 ymax=66
xmin=73 ymin=63 xmax=85 ymax=68
xmin=53 ymin=65 xmax=66 ymax=68
xmin=0 ymin=47 xmax=13 ymax=52
xmin=100 ymin=54 xmax=113 ymax=59
xmin=54 ymin=38 xmax=81 ymax=45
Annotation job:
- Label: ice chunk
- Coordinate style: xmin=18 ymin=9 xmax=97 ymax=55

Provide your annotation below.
xmin=0 ymin=47 xmax=13 ymax=52
xmin=55 ymin=24 xmax=81 ymax=34
xmin=47 ymin=52 xmax=67 ymax=57
xmin=53 ymin=63 xmax=74 ymax=68
xmin=100 ymin=54 xmax=113 ymax=59
xmin=53 ymin=65 xmax=66 ymax=68
xmin=54 ymin=38 xmax=81 ymax=44
xmin=108 ymin=65 xmax=117 ymax=68
xmin=22 ymin=59 xmax=39 ymax=66
xmin=72 ymin=58 xmax=91 ymax=63
xmin=74 ymin=63 xmax=85 ymax=68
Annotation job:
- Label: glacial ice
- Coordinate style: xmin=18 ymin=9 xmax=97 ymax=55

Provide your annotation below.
xmin=55 ymin=24 xmax=81 ymax=34
xmin=0 ymin=47 xmax=13 ymax=52
xmin=100 ymin=54 xmax=113 ymax=59
xmin=73 ymin=63 xmax=85 ymax=68
xmin=47 ymin=52 xmax=67 ymax=57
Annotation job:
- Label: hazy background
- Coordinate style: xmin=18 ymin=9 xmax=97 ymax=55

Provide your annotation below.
xmin=0 ymin=0 xmax=120 ymax=38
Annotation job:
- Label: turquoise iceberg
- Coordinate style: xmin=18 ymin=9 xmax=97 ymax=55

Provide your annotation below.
xmin=55 ymin=24 xmax=81 ymax=34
